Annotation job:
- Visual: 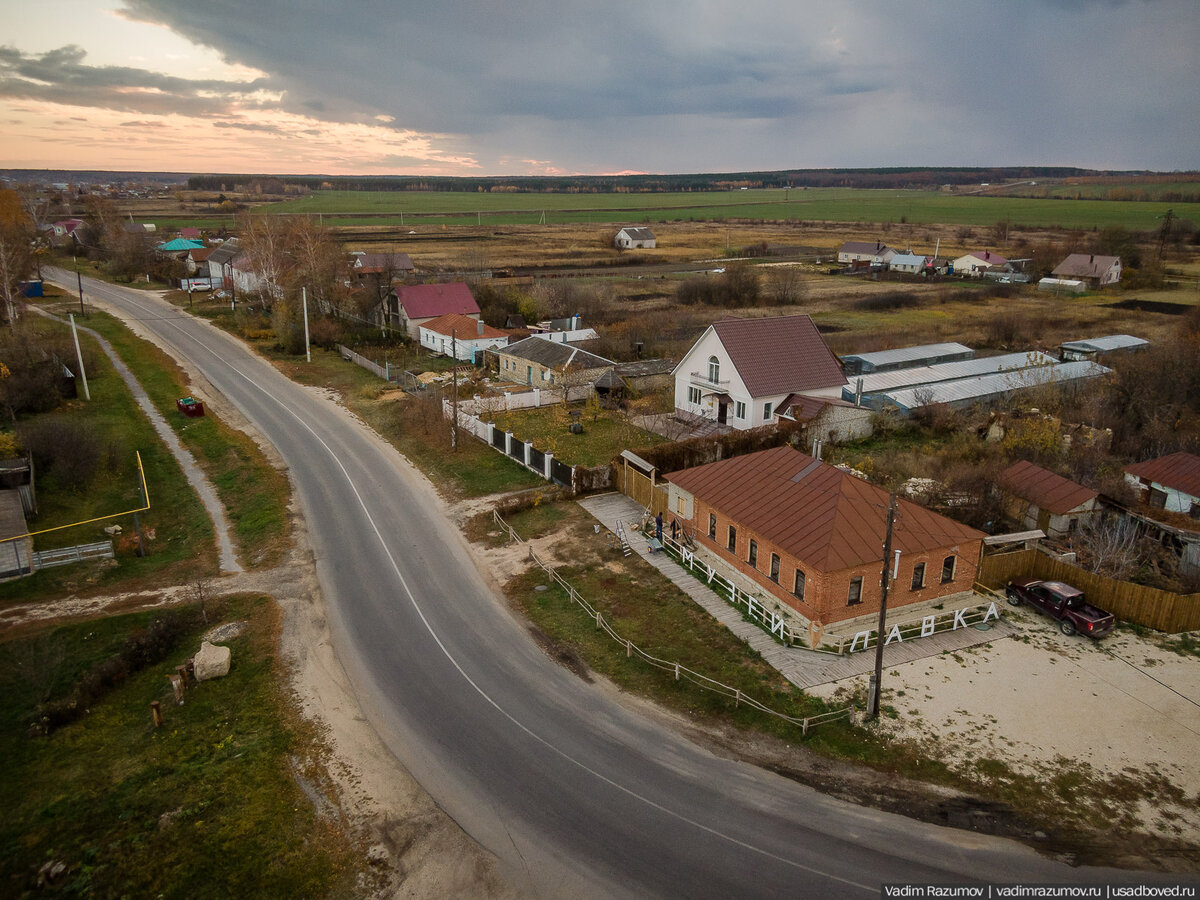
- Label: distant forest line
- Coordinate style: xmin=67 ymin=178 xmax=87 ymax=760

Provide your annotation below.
xmin=186 ymin=166 xmax=1155 ymax=194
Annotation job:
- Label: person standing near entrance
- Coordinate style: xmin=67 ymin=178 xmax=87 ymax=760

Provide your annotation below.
xmin=655 ymin=512 xmax=663 ymax=544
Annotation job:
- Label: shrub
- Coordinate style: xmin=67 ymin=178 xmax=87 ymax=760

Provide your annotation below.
xmin=16 ymin=419 xmax=105 ymax=490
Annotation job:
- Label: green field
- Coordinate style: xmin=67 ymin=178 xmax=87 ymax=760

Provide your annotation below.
xmin=253 ymin=187 xmax=1196 ymax=231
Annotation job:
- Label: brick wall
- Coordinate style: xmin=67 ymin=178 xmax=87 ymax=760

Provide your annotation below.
xmin=686 ymin=497 xmax=981 ymax=626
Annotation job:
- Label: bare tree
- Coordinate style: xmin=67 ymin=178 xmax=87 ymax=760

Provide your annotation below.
xmin=763 ymin=265 xmax=807 ymax=306
xmin=1074 ymin=514 xmax=1141 ymax=580
xmin=237 ymin=212 xmax=291 ymax=309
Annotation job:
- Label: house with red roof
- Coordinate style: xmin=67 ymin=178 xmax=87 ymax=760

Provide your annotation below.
xmin=390 ymin=282 xmax=480 ymax=339
xmin=672 ymin=314 xmax=847 ymax=431
xmin=1124 ymin=451 xmax=1200 ymax=518
xmin=664 ymin=445 xmax=984 ymax=628
xmin=999 ymin=460 xmax=1100 ymax=538
xmin=419 ymin=313 xmax=509 ymax=362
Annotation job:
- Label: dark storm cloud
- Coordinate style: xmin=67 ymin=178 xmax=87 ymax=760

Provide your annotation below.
xmin=85 ymin=1 xmax=1200 ymax=170
xmin=0 ymin=44 xmax=276 ymax=118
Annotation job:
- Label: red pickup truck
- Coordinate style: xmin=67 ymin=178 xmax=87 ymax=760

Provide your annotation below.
xmin=1005 ymin=577 xmax=1115 ymax=638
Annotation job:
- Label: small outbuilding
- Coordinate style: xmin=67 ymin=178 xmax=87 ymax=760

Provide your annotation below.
xmin=614 ymin=227 xmax=657 ymax=249
xmin=998 ymin=460 xmax=1100 ymax=538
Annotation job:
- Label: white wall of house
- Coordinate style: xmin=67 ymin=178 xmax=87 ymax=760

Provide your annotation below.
xmin=419 ymin=328 xmax=507 ymax=361
xmin=673 ymin=327 xmax=752 ymax=427
xmin=1124 ymin=474 xmax=1199 ymax=516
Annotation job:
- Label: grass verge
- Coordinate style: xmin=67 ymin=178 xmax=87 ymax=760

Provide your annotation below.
xmin=0 ymin=595 xmax=361 ymax=897
xmin=74 ymin=305 xmax=290 ymax=568
xmin=0 ymin=313 xmax=218 ymax=604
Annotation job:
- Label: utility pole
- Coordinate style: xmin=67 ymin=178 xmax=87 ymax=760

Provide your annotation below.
xmin=868 ymin=493 xmax=898 ymax=720
xmin=451 ymin=329 xmax=458 ymax=451
xmin=74 ymin=255 xmax=85 ymax=316
xmin=68 ymin=313 xmax=90 ymax=400
xmin=302 ymin=286 xmax=311 ymax=363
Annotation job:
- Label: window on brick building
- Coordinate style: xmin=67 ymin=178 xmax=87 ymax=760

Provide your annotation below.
xmin=793 ymin=569 xmax=806 ymax=600
xmin=911 ymin=562 xmax=926 ymax=591
xmin=941 ymin=555 xmax=956 ymax=583
xmin=769 ymin=553 xmax=780 ymax=582
xmin=747 ymin=539 xmax=758 ymax=568
xmin=727 ymin=525 xmax=737 ymax=552
xmin=847 ymin=576 xmax=863 ymax=605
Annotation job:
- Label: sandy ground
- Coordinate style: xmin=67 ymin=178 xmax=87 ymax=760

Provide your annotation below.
xmin=809 ymin=606 xmax=1200 ymax=841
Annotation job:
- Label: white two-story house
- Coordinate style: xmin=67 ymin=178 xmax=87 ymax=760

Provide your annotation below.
xmin=672 ymin=315 xmax=847 ymax=430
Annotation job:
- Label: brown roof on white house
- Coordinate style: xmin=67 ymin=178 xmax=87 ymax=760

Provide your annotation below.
xmin=1125 ymin=451 xmax=1200 ymax=500
xmin=999 ymin=460 xmax=1098 ymax=515
xmin=666 ymin=445 xmax=983 ymax=573
xmin=712 ymin=315 xmax=847 ymax=397
xmin=421 ymin=313 xmax=506 ymax=340
xmin=1052 ymin=254 xmax=1120 ymax=279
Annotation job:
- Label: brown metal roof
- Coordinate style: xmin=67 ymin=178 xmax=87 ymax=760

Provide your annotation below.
xmin=1052 ymin=253 xmax=1120 ymax=279
xmin=1125 ymin=451 xmax=1200 ymax=500
xmin=712 ymin=315 xmax=847 ymax=397
xmin=999 ymin=460 xmax=1098 ymax=514
xmin=665 ymin=446 xmax=982 ymax=573
xmin=421 ymin=313 xmax=506 ymax=340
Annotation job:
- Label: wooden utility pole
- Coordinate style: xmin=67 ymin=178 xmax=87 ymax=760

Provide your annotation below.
xmin=451 ymin=329 xmax=458 ymax=451
xmin=868 ymin=493 xmax=898 ymax=720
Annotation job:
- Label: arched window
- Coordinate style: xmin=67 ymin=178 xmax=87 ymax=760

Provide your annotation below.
xmin=707 ymin=356 xmax=720 ymax=383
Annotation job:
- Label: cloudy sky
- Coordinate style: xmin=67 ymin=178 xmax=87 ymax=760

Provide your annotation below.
xmin=1 ymin=0 xmax=1197 ymax=176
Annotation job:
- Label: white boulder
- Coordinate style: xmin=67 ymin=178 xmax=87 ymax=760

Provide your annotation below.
xmin=193 ymin=641 xmax=231 ymax=681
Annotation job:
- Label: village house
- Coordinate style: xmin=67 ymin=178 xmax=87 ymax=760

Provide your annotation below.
xmin=837 ymin=241 xmax=892 ymax=265
xmin=664 ymin=446 xmax=984 ymax=629
xmin=418 ymin=313 xmax=509 ymax=362
xmin=1051 ymin=253 xmax=1122 ymax=288
xmin=1125 ymin=451 xmax=1200 ymax=517
xmin=672 ymin=314 xmax=847 ymax=431
xmin=951 ymin=250 xmax=1007 ymax=277
xmin=496 ymin=336 xmax=615 ymax=397
xmin=887 ymin=253 xmax=930 ymax=275
xmin=390 ymin=282 xmax=480 ymax=339
xmin=998 ymin=459 xmax=1100 ymax=538
xmin=614 ymin=227 xmax=656 ymax=249
xmin=1122 ymin=451 xmax=1200 ymax=577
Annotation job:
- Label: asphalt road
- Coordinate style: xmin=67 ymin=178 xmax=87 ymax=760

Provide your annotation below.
xmin=48 ymin=270 xmax=1131 ymax=898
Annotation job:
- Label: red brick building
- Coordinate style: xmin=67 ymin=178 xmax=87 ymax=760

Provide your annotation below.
xmin=664 ymin=446 xmax=984 ymax=627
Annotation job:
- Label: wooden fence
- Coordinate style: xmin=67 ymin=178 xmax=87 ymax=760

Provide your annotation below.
xmin=977 ymin=548 xmax=1200 ymax=633
xmin=614 ymin=464 xmax=669 ymax=517
xmin=495 ymin=509 xmax=854 ymax=734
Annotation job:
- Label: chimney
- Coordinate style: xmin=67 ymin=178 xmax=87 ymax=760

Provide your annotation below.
xmin=477 ymin=318 xmax=484 ymax=337
xmin=1090 ymin=254 xmax=1094 ymax=263
xmin=855 ymin=377 xmax=863 ymax=407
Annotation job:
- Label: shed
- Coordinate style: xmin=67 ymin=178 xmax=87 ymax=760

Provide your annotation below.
xmin=1038 ymin=277 xmax=1086 ymax=294
xmin=879 ymin=360 xmax=1111 ymax=413
xmin=843 ymin=351 xmax=1057 ymax=406
xmin=614 ymin=227 xmax=657 ymax=250
xmin=998 ymin=460 xmax=1099 ymax=538
xmin=1059 ymin=334 xmax=1148 ymax=361
xmin=840 ymin=342 xmax=975 ymax=376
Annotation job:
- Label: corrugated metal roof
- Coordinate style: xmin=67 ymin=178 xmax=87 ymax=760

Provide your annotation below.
xmin=840 ymin=342 xmax=973 ymax=370
xmin=712 ymin=315 xmax=847 ymax=396
xmin=880 ymin=360 xmax=1110 ymax=410
xmin=1000 ymin=460 xmax=1098 ymax=514
xmin=618 ymin=227 xmax=656 ymax=241
xmin=1125 ymin=451 xmax=1200 ymax=500
xmin=888 ymin=253 xmax=928 ymax=267
xmin=845 ymin=351 xmax=1057 ymax=398
xmin=420 ymin=313 xmax=506 ymax=340
xmin=1053 ymin=254 xmax=1120 ymax=279
xmin=395 ymin=282 xmax=479 ymax=319
xmin=1060 ymin=334 xmax=1148 ymax=354
xmin=665 ymin=446 xmax=983 ymax=573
